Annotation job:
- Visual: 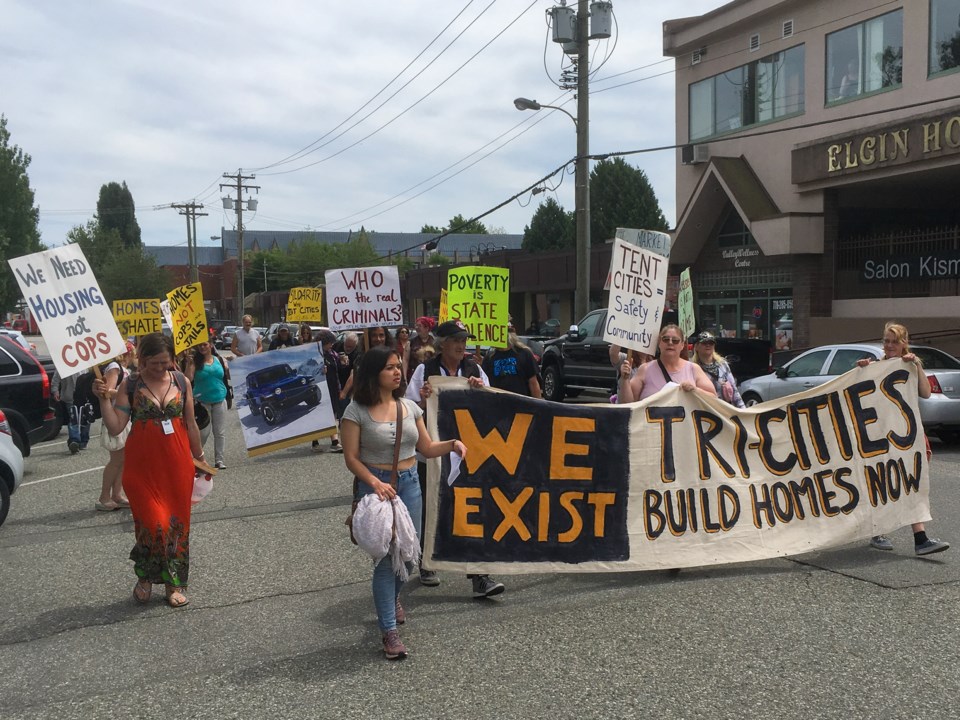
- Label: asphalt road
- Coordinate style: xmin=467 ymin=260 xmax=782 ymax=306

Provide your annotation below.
xmin=1 ymin=358 xmax=959 ymax=719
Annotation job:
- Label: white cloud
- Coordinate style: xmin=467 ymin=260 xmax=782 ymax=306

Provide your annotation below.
xmin=2 ymin=0 xmax=722 ymax=250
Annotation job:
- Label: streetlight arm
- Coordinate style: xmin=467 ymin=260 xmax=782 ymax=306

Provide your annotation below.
xmin=513 ymin=97 xmax=577 ymax=128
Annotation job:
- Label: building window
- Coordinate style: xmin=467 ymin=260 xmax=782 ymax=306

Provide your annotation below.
xmin=930 ymin=0 xmax=960 ymax=76
xmin=689 ymin=44 xmax=805 ymax=141
xmin=826 ymin=10 xmax=902 ymax=103
xmin=716 ymin=208 xmax=756 ymax=248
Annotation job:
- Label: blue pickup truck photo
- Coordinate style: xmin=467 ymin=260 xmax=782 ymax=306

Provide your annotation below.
xmin=244 ymin=363 xmax=322 ymax=425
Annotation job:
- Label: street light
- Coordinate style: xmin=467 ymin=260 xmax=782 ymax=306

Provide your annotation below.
xmin=514 ymin=89 xmax=590 ymax=321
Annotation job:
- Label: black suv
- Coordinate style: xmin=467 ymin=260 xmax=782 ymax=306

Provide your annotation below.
xmin=0 ymin=336 xmax=57 ymax=455
xmin=539 ymin=310 xmax=772 ymax=402
xmin=244 ymin=363 xmax=321 ymax=425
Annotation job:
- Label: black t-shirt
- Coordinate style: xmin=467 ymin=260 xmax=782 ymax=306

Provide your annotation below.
xmin=482 ymin=347 xmax=538 ymax=396
xmin=336 ymin=347 xmax=359 ymax=387
xmin=268 ymin=336 xmax=299 ymax=351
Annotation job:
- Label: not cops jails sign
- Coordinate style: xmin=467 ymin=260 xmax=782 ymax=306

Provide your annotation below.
xmin=286 ymin=287 xmax=323 ymax=323
xmin=421 ymin=361 xmax=929 ymax=574
xmin=112 ymin=298 xmax=162 ymax=337
xmin=7 ymin=245 xmax=125 ymax=377
xmin=445 ymin=266 xmax=509 ymax=348
xmin=167 ymin=282 xmax=207 ymax=355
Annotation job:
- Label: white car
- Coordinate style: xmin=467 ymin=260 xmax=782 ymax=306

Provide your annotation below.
xmin=0 ymin=409 xmax=25 ymax=527
xmin=739 ymin=343 xmax=960 ymax=443
xmin=0 ymin=328 xmax=36 ymax=353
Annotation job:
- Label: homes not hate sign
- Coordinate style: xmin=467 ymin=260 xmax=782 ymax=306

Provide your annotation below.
xmin=324 ymin=266 xmax=402 ymax=331
xmin=603 ymin=237 xmax=668 ymax=355
xmin=7 ymin=245 xmax=125 ymax=377
xmin=445 ymin=266 xmax=510 ymax=348
xmin=112 ymin=298 xmax=162 ymax=337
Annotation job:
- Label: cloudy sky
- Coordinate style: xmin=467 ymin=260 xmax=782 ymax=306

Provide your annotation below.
xmin=4 ymin=0 xmax=721 ymax=252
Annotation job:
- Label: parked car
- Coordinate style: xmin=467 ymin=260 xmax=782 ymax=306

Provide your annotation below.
xmin=738 ymin=342 xmax=960 ymax=443
xmin=244 ymin=363 xmax=322 ymax=425
xmin=0 ymin=336 xmax=57 ymax=455
xmin=539 ymin=310 xmax=774 ymax=402
xmin=0 ymin=409 xmax=25 ymax=527
xmin=0 ymin=329 xmax=37 ymax=353
xmin=217 ymin=325 xmax=239 ymax=350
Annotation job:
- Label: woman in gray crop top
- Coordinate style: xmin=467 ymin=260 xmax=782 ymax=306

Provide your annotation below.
xmin=340 ymin=345 xmax=467 ymax=661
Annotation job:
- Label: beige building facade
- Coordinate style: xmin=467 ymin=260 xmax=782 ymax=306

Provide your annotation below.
xmin=665 ymin=0 xmax=960 ymax=353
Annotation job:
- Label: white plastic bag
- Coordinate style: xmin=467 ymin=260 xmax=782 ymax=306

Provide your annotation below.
xmin=191 ymin=471 xmax=213 ymax=504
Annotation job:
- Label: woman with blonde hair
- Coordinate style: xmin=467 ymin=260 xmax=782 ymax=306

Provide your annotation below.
xmin=617 ymin=324 xmax=716 ymax=403
xmin=690 ymin=331 xmax=745 ymax=408
xmin=857 ymin=322 xmax=950 ymax=556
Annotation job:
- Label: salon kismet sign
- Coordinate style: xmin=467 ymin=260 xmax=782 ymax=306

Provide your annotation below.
xmin=792 ymin=107 xmax=960 ymax=184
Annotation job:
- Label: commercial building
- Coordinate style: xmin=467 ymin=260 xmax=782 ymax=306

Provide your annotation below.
xmin=665 ymin=0 xmax=960 ymax=352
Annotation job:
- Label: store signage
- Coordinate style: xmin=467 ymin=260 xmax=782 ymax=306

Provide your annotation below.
xmin=721 ymin=247 xmax=759 ymax=267
xmin=792 ymin=107 xmax=960 ymax=184
xmin=861 ymin=251 xmax=960 ymax=281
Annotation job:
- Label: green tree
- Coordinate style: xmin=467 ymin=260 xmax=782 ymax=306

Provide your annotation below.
xmin=522 ymin=197 xmax=574 ymax=252
xmin=96 ymin=181 xmax=142 ymax=248
xmin=589 ymin=157 xmax=668 ymax=245
xmin=0 ymin=115 xmax=44 ymax=312
xmin=421 ymin=214 xmax=488 ymax=235
xmin=97 ymin=247 xmax=170 ymax=303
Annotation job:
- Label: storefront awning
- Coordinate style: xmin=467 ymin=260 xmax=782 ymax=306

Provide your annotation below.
xmin=672 ymin=156 xmax=822 ymax=263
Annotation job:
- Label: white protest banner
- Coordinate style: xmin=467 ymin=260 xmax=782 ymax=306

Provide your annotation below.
xmin=7 ymin=245 xmax=125 ymax=377
xmin=604 ymin=228 xmax=672 ymax=290
xmin=323 ymin=266 xmax=402 ymax=331
xmin=422 ymin=361 xmax=929 ymax=574
xmin=603 ymin=237 xmax=668 ymax=355
xmin=678 ymin=268 xmax=695 ymax=340
xmin=286 ymin=287 xmax=323 ymax=323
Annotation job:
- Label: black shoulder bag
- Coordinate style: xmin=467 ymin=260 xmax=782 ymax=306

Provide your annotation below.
xmin=346 ymin=399 xmax=403 ymax=545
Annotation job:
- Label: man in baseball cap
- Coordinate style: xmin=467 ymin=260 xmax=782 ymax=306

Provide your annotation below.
xmin=434 ymin=319 xmax=476 ymax=340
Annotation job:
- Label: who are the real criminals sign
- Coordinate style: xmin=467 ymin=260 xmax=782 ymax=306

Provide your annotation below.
xmin=8 ymin=245 xmax=125 ymax=377
xmin=324 ymin=266 xmax=402 ymax=331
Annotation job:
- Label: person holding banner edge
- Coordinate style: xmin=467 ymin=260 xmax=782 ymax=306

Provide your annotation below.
xmin=94 ymin=332 xmax=205 ymax=608
xmin=856 ymin=322 xmax=950 ymax=556
xmin=341 ymin=345 xmax=468 ymax=660
xmin=617 ymin=324 xmax=716 ymax=403
xmin=406 ymin=319 xmax=506 ymax=598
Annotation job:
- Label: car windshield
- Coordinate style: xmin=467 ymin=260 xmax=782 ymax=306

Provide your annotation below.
xmin=914 ymin=347 xmax=960 ymax=370
xmin=252 ymin=365 xmax=294 ymax=386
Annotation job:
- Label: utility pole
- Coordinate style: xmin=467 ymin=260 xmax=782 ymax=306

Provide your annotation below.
xmin=574 ymin=0 xmax=591 ymax=322
xmin=220 ymin=171 xmax=260 ymax=323
xmin=171 ymin=202 xmax=208 ymax=283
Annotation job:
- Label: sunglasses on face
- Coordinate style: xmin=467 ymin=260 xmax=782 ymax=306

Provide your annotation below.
xmin=660 ymin=336 xmax=682 ymax=345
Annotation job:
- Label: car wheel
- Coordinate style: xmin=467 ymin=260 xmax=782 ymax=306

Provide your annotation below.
xmin=248 ymin=400 xmax=261 ymax=416
xmin=306 ymin=386 xmax=321 ymax=407
xmin=11 ymin=425 xmax=27 ymax=457
xmin=936 ymin=427 xmax=960 ymax=445
xmin=0 ymin=477 xmax=9 ymax=527
xmin=261 ymin=402 xmax=282 ymax=425
xmin=742 ymin=392 xmax=763 ymax=407
xmin=542 ymin=365 xmax=565 ymax=402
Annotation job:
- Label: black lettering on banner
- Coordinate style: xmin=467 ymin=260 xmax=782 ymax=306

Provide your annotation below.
xmin=754 ymin=408 xmax=797 ymax=476
xmin=646 ymin=406 xmax=684 ymax=482
xmin=692 ymin=409 xmax=736 ymax=480
xmin=844 ymin=380 xmax=889 ymax=458
xmin=432 ymin=391 xmax=630 ymax=564
xmin=879 ymin=369 xmax=918 ymax=451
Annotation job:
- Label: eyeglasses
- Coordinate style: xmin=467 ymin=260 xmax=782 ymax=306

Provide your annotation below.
xmin=660 ymin=336 xmax=682 ymax=345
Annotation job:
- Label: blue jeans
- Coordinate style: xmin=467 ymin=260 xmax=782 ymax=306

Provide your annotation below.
xmin=68 ymin=403 xmax=91 ymax=446
xmin=356 ymin=465 xmax=422 ymax=632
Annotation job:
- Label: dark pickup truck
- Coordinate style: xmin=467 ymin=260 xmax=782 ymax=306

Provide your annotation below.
xmin=0 ymin=336 xmax=57 ymax=455
xmin=539 ymin=309 xmax=772 ymax=402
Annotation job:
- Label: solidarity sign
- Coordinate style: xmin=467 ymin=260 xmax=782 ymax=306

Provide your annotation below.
xmin=422 ymin=361 xmax=929 ymax=573
xmin=7 ymin=245 xmax=125 ymax=377
xmin=286 ymin=287 xmax=323 ymax=323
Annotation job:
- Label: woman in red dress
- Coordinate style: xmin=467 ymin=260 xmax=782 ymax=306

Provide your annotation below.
xmin=96 ymin=333 xmax=205 ymax=608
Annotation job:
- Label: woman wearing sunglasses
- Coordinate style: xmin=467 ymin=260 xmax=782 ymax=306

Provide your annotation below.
xmin=617 ymin=324 xmax=716 ymax=403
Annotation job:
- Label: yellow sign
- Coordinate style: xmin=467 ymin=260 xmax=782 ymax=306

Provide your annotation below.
xmin=112 ymin=298 xmax=162 ymax=337
xmin=439 ymin=288 xmax=448 ymax=322
xmin=166 ymin=283 xmax=207 ymax=355
xmin=445 ymin=266 xmax=510 ymax=348
xmin=287 ymin=286 xmax=323 ymax=323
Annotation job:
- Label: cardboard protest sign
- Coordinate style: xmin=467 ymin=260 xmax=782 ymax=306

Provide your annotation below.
xmin=159 ymin=299 xmax=172 ymax=328
xmin=438 ymin=288 xmax=449 ymax=322
xmin=324 ymin=266 xmax=402 ymax=331
xmin=678 ymin=268 xmax=695 ymax=341
xmin=603 ymin=238 xmax=668 ymax=355
xmin=604 ymin=228 xmax=672 ymax=290
xmin=445 ymin=266 xmax=510 ymax=348
xmin=7 ymin=245 xmax=125 ymax=377
xmin=422 ymin=361 xmax=929 ymax=574
xmin=113 ymin=298 xmax=162 ymax=337
xmin=286 ymin=287 xmax=323 ymax=323
xmin=166 ymin=282 xmax=207 ymax=355
xmin=230 ymin=344 xmax=337 ymax=456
